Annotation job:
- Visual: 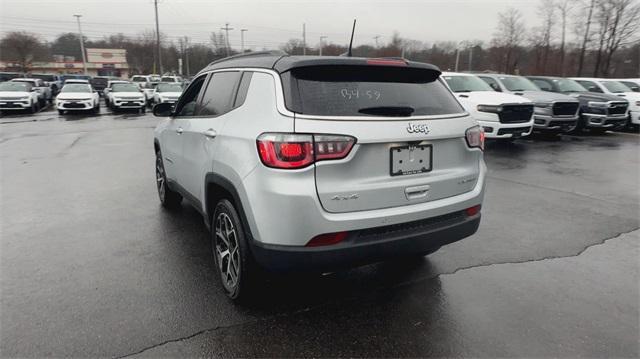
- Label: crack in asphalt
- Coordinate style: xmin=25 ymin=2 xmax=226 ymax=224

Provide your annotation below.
xmin=487 ymin=175 xmax=629 ymax=206
xmin=114 ymin=228 xmax=639 ymax=358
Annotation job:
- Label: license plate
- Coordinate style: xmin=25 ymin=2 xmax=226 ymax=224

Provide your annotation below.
xmin=390 ymin=145 xmax=432 ymax=176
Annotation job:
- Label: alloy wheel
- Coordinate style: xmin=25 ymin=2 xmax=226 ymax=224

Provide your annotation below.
xmin=215 ymin=212 xmax=241 ymax=292
xmin=155 ymin=155 xmax=165 ymax=201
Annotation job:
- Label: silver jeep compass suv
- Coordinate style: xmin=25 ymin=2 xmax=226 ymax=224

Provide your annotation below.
xmin=153 ymin=52 xmax=486 ymax=300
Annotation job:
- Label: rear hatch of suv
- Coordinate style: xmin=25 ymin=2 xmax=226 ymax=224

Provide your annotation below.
xmin=280 ymin=61 xmax=482 ymax=213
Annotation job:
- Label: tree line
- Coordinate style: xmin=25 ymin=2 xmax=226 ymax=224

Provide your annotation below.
xmin=1 ymin=0 xmax=638 ymax=78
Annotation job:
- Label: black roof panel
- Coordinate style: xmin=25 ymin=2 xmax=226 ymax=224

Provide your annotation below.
xmin=200 ymin=52 xmax=441 ymax=75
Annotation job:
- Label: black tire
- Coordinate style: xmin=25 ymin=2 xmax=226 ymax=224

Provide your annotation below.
xmin=58 ymin=109 xmax=64 ymax=115
xmin=29 ymin=103 xmax=37 ymax=114
xmin=212 ymin=199 xmax=259 ymax=301
xmin=140 ymin=106 xmax=146 ymax=114
xmin=590 ymin=128 xmax=607 ymax=135
xmin=155 ymin=150 xmax=182 ymax=208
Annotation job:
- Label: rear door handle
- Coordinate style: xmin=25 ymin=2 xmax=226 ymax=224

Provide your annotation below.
xmin=405 ymin=185 xmax=430 ymax=200
xmin=203 ymin=129 xmax=217 ymax=139
xmin=176 ymin=127 xmax=183 ymax=134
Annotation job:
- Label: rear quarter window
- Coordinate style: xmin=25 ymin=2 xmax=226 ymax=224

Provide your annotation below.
xmin=281 ymin=65 xmax=464 ymax=117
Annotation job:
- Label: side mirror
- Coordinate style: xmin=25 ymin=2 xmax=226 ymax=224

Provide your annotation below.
xmin=153 ymin=102 xmax=174 ymax=117
xmin=31 ymin=88 xmax=39 ymax=92
xmin=490 ymin=83 xmax=502 ymax=92
xmin=588 ymin=86 xmax=601 ymax=93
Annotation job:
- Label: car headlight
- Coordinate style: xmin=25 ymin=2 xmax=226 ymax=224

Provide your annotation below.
xmin=477 ymin=104 xmax=501 ymax=113
xmin=534 ymin=102 xmax=551 ymax=108
xmin=635 ymin=101 xmax=640 ymax=107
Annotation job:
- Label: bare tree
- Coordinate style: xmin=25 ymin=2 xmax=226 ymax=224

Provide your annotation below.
xmin=0 ymin=32 xmax=48 ymax=72
xmin=556 ymin=0 xmax=576 ymax=75
xmin=538 ymin=0 xmax=556 ymax=73
xmin=601 ymin=0 xmax=640 ymax=75
xmin=492 ymin=7 xmax=526 ymax=73
xmin=575 ymin=0 xmax=597 ymax=76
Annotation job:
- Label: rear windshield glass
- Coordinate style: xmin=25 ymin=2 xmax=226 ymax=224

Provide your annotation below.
xmin=283 ymin=65 xmax=463 ymax=117
xmin=161 ymin=77 xmax=177 ymax=82
xmin=31 ymin=74 xmax=55 ymax=81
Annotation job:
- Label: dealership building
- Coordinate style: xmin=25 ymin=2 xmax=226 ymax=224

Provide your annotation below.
xmin=0 ymin=48 xmax=130 ymax=78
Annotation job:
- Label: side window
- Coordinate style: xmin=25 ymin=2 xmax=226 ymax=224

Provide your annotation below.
xmin=197 ymin=71 xmax=242 ymax=116
xmin=233 ymin=72 xmax=253 ymax=108
xmin=532 ymin=79 xmax=552 ymax=92
xmin=174 ymin=74 xmax=207 ymax=117
xmin=576 ymin=80 xmax=602 ymax=93
xmin=479 ymin=76 xmax=501 ymax=92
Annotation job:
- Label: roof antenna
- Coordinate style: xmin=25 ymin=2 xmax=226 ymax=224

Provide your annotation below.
xmin=347 ymin=19 xmax=356 ymax=57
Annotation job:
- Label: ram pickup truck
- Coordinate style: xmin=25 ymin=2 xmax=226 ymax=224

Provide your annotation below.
xmin=30 ymin=74 xmax=63 ymax=96
xmin=571 ymin=78 xmax=639 ymax=128
xmin=528 ymin=76 xmax=629 ymax=133
xmin=478 ymin=73 xmax=580 ymax=134
xmin=442 ymin=72 xmax=534 ymax=140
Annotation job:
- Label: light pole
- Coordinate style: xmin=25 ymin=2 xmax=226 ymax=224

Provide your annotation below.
xmin=221 ymin=23 xmax=234 ymax=57
xmin=73 ymin=15 xmax=88 ymax=75
xmin=240 ymin=29 xmax=248 ymax=53
xmin=153 ymin=0 xmax=163 ymax=74
xmin=319 ymin=36 xmax=327 ymax=56
xmin=373 ymin=35 xmax=380 ymax=48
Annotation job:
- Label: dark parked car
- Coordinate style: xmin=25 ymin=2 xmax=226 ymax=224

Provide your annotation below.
xmin=89 ymin=76 xmax=113 ymax=95
xmin=527 ymin=76 xmax=629 ymax=133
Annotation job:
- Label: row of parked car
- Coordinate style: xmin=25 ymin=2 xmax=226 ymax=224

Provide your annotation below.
xmin=442 ymin=72 xmax=639 ymax=138
xmin=0 ymin=72 xmax=186 ymax=115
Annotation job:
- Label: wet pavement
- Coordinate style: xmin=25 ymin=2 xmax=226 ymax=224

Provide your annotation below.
xmin=1 ymin=106 xmax=638 ymax=357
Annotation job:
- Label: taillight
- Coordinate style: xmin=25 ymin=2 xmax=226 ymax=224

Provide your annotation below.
xmin=257 ymin=133 xmax=355 ymax=169
xmin=465 ymin=125 xmax=485 ymax=150
xmin=306 ymin=231 xmax=349 ymax=247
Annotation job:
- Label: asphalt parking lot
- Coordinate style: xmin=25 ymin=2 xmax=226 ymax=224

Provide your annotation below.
xmin=1 ymin=104 xmax=638 ymax=357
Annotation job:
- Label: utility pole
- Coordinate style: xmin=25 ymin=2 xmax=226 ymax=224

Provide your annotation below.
xmin=240 ymin=29 xmax=248 ymax=53
xmin=319 ymin=36 xmax=327 ymax=56
xmin=153 ymin=0 xmax=163 ymax=74
xmin=302 ymin=23 xmax=306 ymax=55
xmin=468 ymin=46 xmax=473 ymax=71
xmin=373 ymin=35 xmax=380 ymax=48
xmin=454 ymin=48 xmax=460 ymax=72
xmin=221 ymin=22 xmax=233 ymax=57
xmin=73 ymin=15 xmax=87 ymax=75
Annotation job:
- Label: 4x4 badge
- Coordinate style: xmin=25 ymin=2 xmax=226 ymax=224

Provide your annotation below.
xmin=407 ymin=123 xmax=430 ymax=134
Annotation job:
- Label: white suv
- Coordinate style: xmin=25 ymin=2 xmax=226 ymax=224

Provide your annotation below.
xmin=153 ymin=53 xmax=486 ymax=300
xmin=442 ymin=72 xmax=534 ymax=140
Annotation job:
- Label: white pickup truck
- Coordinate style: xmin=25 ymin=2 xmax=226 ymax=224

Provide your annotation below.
xmin=442 ymin=72 xmax=534 ymax=140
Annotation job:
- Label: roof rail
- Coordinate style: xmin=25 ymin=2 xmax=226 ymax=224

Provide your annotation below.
xmin=206 ymin=50 xmax=287 ymax=68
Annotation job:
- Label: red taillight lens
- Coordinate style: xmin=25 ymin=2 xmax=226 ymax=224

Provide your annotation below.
xmin=306 ymin=231 xmax=349 ymax=247
xmin=465 ymin=205 xmax=481 ymax=217
xmin=465 ymin=125 xmax=485 ymax=150
xmin=257 ymin=133 xmax=355 ymax=169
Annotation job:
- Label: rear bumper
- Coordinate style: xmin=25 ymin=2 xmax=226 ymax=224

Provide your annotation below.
xmin=251 ymin=212 xmax=480 ymax=272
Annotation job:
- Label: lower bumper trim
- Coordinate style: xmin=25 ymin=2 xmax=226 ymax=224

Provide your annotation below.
xmin=250 ymin=213 xmax=481 ymax=272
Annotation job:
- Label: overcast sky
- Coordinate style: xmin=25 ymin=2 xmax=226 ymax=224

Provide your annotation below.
xmin=1 ymin=0 xmax=541 ymax=50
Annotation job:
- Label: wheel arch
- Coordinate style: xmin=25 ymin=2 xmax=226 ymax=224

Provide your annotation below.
xmin=204 ymin=173 xmax=254 ymax=242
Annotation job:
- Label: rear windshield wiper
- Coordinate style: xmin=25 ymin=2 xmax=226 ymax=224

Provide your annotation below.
xmin=358 ymin=106 xmax=415 ymax=117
